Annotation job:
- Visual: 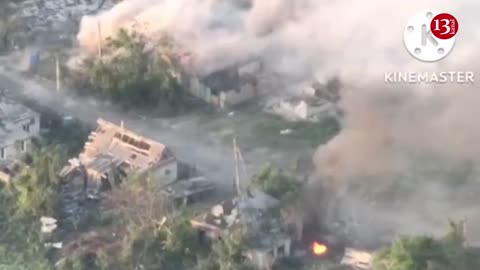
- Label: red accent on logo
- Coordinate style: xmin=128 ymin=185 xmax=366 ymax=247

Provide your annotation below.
xmin=430 ymin=13 xmax=458 ymax=40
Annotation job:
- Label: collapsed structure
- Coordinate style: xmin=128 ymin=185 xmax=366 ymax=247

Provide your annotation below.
xmin=16 ymin=0 xmax=114 ymax=32
xmin=264 ymin=77 xmax=343 ymax=122
xmin=264 ymin=96 xmax=339 ymax=122
xmin=191 ymin=189 xmax=292 ymax=270
xmin=341 ymin=248 xmax=373 ymax=270
xmin=180 ymin=53 xmax=265 ymax=109
xmin=59 ymin=118 xmax=177 ymax=193
xmin=0 ymin=97 xmax=40 ymax=183
xmin=161 ymin=176 xmax=216 ymax=205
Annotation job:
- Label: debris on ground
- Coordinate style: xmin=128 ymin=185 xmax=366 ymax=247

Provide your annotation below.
xmin=340 ymin=248 xmax=373 ymax=270
xmin=161 ymin=176 xmax=216 ymax=205
xmin=40 ymin=216 xmax=58 ymax=233
xmin=280 ymin=129 xmax=293 ymax=135
xmin=45 ymin=242 xmax=63 ymax=249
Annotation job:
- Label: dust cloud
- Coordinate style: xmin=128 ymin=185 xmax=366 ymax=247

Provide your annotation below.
xmin=73 ymin=0 xmax=480 ymax=244
xmin=76 ymin=0 xmax=479 ymax=81
xmin=312 ymin=82 xmax=480 ymax=246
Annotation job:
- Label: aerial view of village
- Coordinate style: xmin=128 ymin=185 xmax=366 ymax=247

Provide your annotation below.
xmin=0 ymin=0 xmax=479 ymax=269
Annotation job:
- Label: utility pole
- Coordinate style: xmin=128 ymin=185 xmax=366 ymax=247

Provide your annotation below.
xmin=237 ymin=143 xmax=247 ymax=183
xmin=97 ymin=19 xmax=103 ymax=58
xmin=55 ymin=54 xmax=61 ymax=95
xmin=233 ymin=136 xmax=241 ymax=196
xmin=232 ymin=136 xmax=247 ymax=196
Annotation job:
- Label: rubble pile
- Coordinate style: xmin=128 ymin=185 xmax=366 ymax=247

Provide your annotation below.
xmin=16 ymin=0 xmax=113 ymax=32
xmin=264 ymin=76 xmax=343 ymax=123
xmin=60 ymin=179 xmax=89 ymax=222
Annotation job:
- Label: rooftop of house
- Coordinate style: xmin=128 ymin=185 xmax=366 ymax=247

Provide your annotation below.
xmin=0 ymin=97 xmax=38 ymax=143
xmin=192 ymin=189 xmax=280 ymax=231
xmin=192 ymin=189 xmax=292 ymax=250
xmin=60 ymin=118 xmax=175 ymax=177
xmin=0 ymin=97 xmax=37 ymax=123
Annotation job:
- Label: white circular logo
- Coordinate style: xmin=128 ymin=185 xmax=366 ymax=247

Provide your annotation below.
xmin=404 ymin=10 xmax=456 ymax=62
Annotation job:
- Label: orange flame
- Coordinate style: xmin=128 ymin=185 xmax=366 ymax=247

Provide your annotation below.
xmin=312 ymin=241 xmax=328 ymax=256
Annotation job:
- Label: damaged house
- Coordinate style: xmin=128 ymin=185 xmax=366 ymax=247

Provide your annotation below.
xmin=264 ymin=77 xmax=343 ymax=122
xmin=264 ymin=96 xmax=339 ymax=122
xmin=183 ymin=58 xmax=263 ymax=109
xmin=0 ymin=97 xmax=40 ymax=183
xmin=191 ymin=189 xmax=292 ymax=270
xmin=59 ymin=118 xmax=177 ymax=193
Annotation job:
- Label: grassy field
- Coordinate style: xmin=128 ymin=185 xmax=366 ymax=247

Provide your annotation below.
xmin=193 ymin=105 xmax=340 ymax=151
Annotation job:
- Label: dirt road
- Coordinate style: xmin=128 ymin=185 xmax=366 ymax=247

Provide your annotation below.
xmin=0 ymin=66 xmax=248 ymax=197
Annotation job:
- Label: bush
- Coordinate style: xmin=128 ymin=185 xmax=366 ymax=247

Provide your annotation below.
xmin=0 ymin=142 xmax=69 ymax=269
xmin=250 ymin=165 xmax=302 ymax=201
xmin=373 ymin=222 xmax=480 ymax=270
xmin=118 ymin=210 xmax=202 ymax=270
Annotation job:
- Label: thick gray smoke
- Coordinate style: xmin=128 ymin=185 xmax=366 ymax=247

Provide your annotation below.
xmin=76 ymin=0 xmax=479 ymax=81
xmin=312 ymin=82 xmax=480 ymax=246
xmin=75 ymin=0 xmax=480 ymax=244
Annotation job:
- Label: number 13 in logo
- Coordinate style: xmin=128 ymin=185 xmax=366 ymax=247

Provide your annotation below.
xmin=404 ymin=11 xmax=459 ymax=62
xmin=431 ymin=13 xmax=458 ymax=40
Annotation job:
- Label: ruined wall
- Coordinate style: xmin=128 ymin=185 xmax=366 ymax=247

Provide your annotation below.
xmin=221 ymin=83 xmax=257 ymax=107
xmin=152 ymin=159 xmax=178 ymax=184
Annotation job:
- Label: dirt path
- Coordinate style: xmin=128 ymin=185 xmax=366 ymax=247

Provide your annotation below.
xmin=0 ymin=66 xmax=254 ymax=197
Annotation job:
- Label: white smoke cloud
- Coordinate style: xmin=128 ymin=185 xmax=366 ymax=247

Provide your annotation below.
xmin=75 ymin=0 xmax=480 ymax=243
xmin=76 ymin=0 xmax=479 ymax=81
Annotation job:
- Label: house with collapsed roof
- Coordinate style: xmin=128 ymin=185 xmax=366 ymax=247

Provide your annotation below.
xmin=59 ymin=118 xmax=177 ymax=193
xmin=182 ymin=58 xmax=263 ymax=109
xmin=264 ymin=96 xmax=339 ymax=122
xmin=0 ymin=98 xmax=40 ymax=183
xmin=191 ymin=189 xmax=292 ymax=269
xmin=264 ymin=77 xmax=343 ymax=122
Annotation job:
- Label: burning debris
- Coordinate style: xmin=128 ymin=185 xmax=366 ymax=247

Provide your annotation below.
xmin=311 ymin=241 xmax=328 ymax=257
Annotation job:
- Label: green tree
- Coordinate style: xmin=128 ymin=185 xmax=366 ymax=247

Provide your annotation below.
xmin=374 ymin=236 xmax=450 ymax=270
xmin=0 ymin=141 xmax=72 ymax=270
xmin=250 ymin=165 xmax=302 ymax=201
xmin=373 ymin=221 xmax=480 ymax=270
xmin=117 ymin=209 xmax=203 ymax=270
xmin=0 ymin=219 xmax=51 ymax=270
xmin=209 ymin=227 xmax=256 ymax=270
xmin=0 ymin=144 xmax=65 ymax=268
xmin=11 ymin=144 xmax=65 ymax=217
xmin=78 ymin=29 xmax=185 ymax=112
